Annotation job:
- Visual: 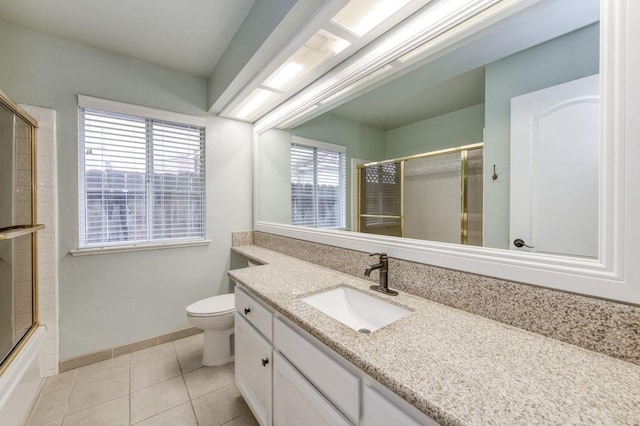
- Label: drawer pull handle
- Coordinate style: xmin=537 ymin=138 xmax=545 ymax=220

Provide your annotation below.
xmin=261 ymin=358 xmax=269 ymax=367
xmin=244 ymin=307 xmax=251 ymax=315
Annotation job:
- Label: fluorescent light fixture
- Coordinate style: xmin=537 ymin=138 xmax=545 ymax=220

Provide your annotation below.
xmin=332 ymin=0 xmax=412 ymax=37
xmin=229 ymin=88 xmax=279 ymax=120
xmin=263 ymin=29 xmax=351 ymax=91
xmin=320 ymin=64 xmax=394 ymax=105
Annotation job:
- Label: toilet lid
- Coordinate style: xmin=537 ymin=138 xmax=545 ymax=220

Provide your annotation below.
xmin=186 ymin=293 xmax=235 ymax=316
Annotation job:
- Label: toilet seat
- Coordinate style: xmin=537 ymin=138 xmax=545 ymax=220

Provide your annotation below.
xmin=186 ymin=293 xmax=235 ymax=317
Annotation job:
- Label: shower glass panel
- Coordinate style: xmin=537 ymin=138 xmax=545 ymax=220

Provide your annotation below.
xmin=404 ymin=152 xmax=462 ymax=243
xmin=357 ymin=144 xmax=483 ymax=245
xmin=359 ymin=162 xmax=402 ymax=237
xmin=0 ymin=91 xmax=39 ymax=371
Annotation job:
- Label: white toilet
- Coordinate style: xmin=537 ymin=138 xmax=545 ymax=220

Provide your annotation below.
xmin=186 ymin=293 xmax=235 ymax=366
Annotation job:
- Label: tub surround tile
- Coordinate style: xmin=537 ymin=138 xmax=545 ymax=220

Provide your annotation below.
xmin=252 ymin=231 xmax=640 ymax=365
xmin=229 ymin=244 xmax=640 ymax=426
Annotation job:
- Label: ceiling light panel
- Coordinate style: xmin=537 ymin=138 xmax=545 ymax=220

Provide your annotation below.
xmin=229 ymin=88 xmax=280 ymax=120
xmin=263 ymin=29 xmax=351 ymax=91
xmin=331 ymin=0 xmax=413 ymax=37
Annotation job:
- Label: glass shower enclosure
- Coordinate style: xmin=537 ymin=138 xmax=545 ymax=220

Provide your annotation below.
xmin=0 ymin=90 xmax=42 ymax=372
xmin=357 ymin=143 xmax=483 ymax=245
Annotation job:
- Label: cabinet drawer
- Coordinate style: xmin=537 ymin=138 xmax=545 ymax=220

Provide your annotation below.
xmin=235 ymin=286 xmax=273 ymax=341
xmin=274 ymin=318 xmax=359 ymax=423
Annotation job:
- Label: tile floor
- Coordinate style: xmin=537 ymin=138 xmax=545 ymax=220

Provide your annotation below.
xmin=25 ymin=333 xmax=258 ymax=426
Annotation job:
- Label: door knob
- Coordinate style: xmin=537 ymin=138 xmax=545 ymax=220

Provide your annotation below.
xmin=244 ymin=307 xmax=251 ymax=315
xmin=513 ymin=238 xmax=535 ymax=248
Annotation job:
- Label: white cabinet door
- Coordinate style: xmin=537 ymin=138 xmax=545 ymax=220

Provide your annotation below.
xmin=273 ymin=353 xmax=351 ymax=426
xmin=362 ymin=386 xmax=438 ymax=426
xmin=235 ymin=313 xmax=273 ymax=426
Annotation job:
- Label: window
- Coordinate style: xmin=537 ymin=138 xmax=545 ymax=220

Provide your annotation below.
xmin=78 ymin=96 xmax=206 ymax=248
xmin=290 ymin=137 xmax=346 ymax=228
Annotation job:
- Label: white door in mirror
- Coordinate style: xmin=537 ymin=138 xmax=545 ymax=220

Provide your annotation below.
xmin=510 ymin=74 xmax=599 ymax=258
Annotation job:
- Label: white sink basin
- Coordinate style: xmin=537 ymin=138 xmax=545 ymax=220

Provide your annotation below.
xmin=301 ymin=287 xmax=410 ymax=332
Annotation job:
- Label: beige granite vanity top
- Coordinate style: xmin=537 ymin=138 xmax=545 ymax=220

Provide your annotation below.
xmin=228 ymin=245 xmax=640 ymax=426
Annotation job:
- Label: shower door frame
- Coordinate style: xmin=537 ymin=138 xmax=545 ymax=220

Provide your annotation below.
xmin=0 ymin=90 xmax=40 ymax=376
xmin=357 ymin=142 xmax=483 ymax=244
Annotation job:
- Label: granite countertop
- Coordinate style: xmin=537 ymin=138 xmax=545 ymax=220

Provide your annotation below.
xmin=228 ymin=245 xmax=640 ymax=426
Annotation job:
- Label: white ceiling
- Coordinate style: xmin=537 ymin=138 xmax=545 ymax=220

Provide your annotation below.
xmin=0 ymin=0 xmax=255 ymax=78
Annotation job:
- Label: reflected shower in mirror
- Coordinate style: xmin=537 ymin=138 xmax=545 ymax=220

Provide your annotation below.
xmin=257 ymin=0 xmax=600 ymax=258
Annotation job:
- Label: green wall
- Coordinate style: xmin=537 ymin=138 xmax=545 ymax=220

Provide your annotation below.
xmin=0 ymin=22 xmax=253 ymax=359
xmin=258 ymin=129 xmax=292 ymax=224
xmin=483 ymin=23 xmax=599 ymax=249
xmin=385 ymin=104 xmax=485 ymax=159
xmin=290 ymin=113 xmax=387 ymax=230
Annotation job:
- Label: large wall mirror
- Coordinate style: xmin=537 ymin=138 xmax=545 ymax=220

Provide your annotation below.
xmin=254 ymin=0 xmax=640 ymax=305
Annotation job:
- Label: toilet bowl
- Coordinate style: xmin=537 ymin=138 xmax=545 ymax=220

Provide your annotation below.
xmin=186 ymin=293 xmax=235 ymax=366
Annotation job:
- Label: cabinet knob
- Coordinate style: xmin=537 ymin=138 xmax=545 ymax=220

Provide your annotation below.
xmin=244 ymin=307 xmax=251 ymax=315
xmin=261 ymin=358 xmax=269 ymax=367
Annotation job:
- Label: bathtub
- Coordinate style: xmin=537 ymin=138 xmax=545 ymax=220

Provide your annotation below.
xmin=0 ymin=326 xmax=47 ymax=425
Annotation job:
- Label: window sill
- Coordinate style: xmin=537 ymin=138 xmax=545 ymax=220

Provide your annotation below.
xmin=70 ymin=239 xmax=211 ymax=256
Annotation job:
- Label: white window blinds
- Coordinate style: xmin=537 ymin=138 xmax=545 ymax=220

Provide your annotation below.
xmin=290 ymin=140 xmax=346 ymax=228
xmin=78 ymin=100 xmax=206 ymax=247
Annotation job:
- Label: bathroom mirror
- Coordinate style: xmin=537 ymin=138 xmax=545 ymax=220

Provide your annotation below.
xmin=258 ymin=0 xmax=600 ymax=256
xmin=254 ymin=0 xmax=640 ymax=304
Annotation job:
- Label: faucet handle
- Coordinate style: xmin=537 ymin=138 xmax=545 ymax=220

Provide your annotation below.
xmin=369 ymin=252 xmax=387 ymax=258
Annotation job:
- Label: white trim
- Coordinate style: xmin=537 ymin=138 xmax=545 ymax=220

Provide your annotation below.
xmin=70 ymin=239 xmax=211 ymax=256
xmin=291 ymin=135 xmax=346 ymax=153
xmin=77 ymin=95 xmax=206 ymax=127
xmin=254 ymin=0 xmax=640 ymax=305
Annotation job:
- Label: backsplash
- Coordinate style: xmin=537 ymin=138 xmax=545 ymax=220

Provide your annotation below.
xmin=245 ymin=231 xmax=640 ymax=365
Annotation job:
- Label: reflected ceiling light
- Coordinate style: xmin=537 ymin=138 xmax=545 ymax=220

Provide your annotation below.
xmin=263 ymin=29 xmax=350 ymax=91
xmin=229 ymin=88 xmax=279 ymax=120
xmin=331 ymin=0 xmax=413 ymax=37
xmin=320 ymin=64 xmax=394 ymax=105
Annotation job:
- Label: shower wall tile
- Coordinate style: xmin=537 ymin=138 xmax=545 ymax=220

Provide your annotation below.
xmin=253 ymin=231 xmax=640 ymax=365
xmin=21 ymin=104 xmax=59 ymax=376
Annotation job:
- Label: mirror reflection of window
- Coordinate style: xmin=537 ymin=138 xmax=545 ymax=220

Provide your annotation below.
xmin=290 ymin=139 xmax=346 ymax=229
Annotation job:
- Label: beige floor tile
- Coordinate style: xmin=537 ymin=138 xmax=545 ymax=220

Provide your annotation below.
xmin=133 ymin=402 xmax=197 ymax=426
xmin=192 ymin=383 xmax=249 ymax=426
xmin=130 ymin=376 xmax=190 ymax=424
xmin=26 ymin=371 xmax=77 ymax=426
xmin=62 ymin=395 xmax=128 ymax=426
xmin=26 ymin=393 xmax=69 ymax=426
xmin=183 ymin=364 xmax=234 ymax=399
xmin=222 ymin=411 xmax=259 ymax=426
xmin=74 ymin=354 xmax=129 ymax=386
xmin=39 ymin=420 xmax=62 ymax=426
xmin=131 ymin=354 xmax=182 ymax=391
xmin=173 ymin=334 xmax=204 ymax=374
xmin=66 ymin=365 xmax=129 ymax=415
xmin=130 ymin=342 xmax=176 ymax=365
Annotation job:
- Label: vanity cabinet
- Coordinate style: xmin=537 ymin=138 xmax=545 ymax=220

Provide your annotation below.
xmin=234 ymin=284 xmax=433 ymax=426
xmin=235 ymin=288 xmax=274 ymax=426
xmin=273 ymin=353 xmax=351 ymax=426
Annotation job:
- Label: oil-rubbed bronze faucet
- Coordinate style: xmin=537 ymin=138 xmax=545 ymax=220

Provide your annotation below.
xmin=364 ymin=253 xmax=398 ymax=296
